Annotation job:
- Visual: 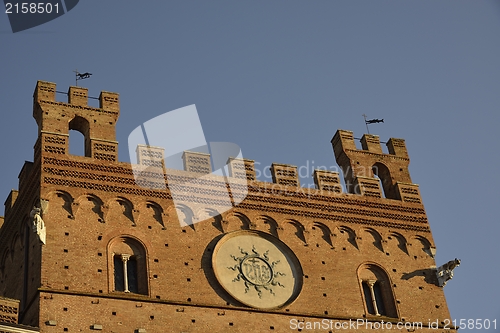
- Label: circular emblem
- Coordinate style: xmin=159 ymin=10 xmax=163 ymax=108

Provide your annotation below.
xmin=240 ymin=256 xmax=273 ymax=286
xmin=212 ymin=230 xmax=303 ymax=309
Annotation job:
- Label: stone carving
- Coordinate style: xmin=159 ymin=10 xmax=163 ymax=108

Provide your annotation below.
xmin=228 ymin=246 xmax=285 ymax=298
xmin=212 ymin=231 xmax=303 ymax=309
xmin=29 ymin=207 xmax=46 ymax=245
xmin=436 ymin=258 xmax=460 ymax=287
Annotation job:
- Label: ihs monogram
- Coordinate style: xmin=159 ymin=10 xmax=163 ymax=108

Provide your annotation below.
xmin=228 ymin=246 xmax=286 ymax=298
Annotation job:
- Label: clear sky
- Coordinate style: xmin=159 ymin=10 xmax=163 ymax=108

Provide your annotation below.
xmin=1 ymin=1 xmax=499 ymax=330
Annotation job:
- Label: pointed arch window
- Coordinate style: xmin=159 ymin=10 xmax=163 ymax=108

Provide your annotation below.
xmin=358 ymin=264 xmax=397 ymax=318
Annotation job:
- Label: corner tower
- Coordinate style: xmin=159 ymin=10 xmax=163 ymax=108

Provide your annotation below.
xmin=33 ymin=81 xmax=120 ymax=161
xmin=332 ymin=129 xmax=421 ymax=203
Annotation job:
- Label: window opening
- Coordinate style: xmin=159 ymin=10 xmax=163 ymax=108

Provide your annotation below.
xmin=359 ymin=264 xmax=397 ymax=318
xmin=68 ymin=129 xmax=85 ymax=156
xmin=114 ymin=254 xmax=138 ymax=293
xmin=362 ymin=280 xmax=388 ymax=316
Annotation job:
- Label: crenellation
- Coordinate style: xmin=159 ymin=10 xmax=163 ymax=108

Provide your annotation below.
xmin=136 ymin=145 xmax=164 ymax=170
xmin=331 ymin=129 xmax=356 ymax=160
xmin=387 ymin=138 xmax=409 ymax=158
xmin=313 ymin=169 xmax=342 ymax=193
xmin=99 ymin=91 xmax=120 ymax=114
xmin=395 ymin=182 xmax=422 ymax=204
xmin=227 ymin=157 xmax=256 ymax=181
xmin=360 ymin=134 xmax=383 ymax=154
xmin=182 ymin=151 xmax=212 ymax=174
xmin=67 ymin=86 xmax=88 ymax=107
xmin=332 ymin=130 xmax=416 ymax=201
xmin=33 ymin=81 xmax=56 ymax=103
xmin=33 ymin=81 xmax=120 ymax=163
xmin=354 ymin=176 xmax=383 ymax=198
xmin=270 ymin=163 xmax=299 ymax=187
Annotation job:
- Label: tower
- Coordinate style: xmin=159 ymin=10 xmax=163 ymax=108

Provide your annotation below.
xmin=0 ymin=81 xmax=456 ymax=332
xmin=32 ymin=81 xmax=120 ymax=161
xmin=331 ymin=130 xmax=419 ymax=202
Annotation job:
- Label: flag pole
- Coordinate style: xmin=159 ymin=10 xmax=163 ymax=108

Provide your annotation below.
xmin=73 ymin=69 xmax=79 ymax=86
xmin=362 ymin=114 xmax=370 ymax=134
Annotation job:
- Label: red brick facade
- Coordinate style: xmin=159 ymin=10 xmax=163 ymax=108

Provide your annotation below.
xmin=0 ymin=81 xmax=455 ymax=332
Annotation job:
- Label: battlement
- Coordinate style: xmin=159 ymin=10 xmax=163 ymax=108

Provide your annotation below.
xmin=137 ymin=144 xmax=420 ymax=204
xmin=31 ymin=81 xmax=420 ymax=204
xmin=270 ymin=163 xmax=299 ymax=187
xmin=331 ymin=129 xmax=416 ymax=200
xmin=33 ymin=81 xmax=119 ymax=114
xmin=33 ymin=81 xmax=120 ymax=162
xmin=313 ymin=169 xmax=342 ymax=193
xmin=227 ymin=157 xmax=256 ymax=181
xmin=183 ymin=151 xmax=212 ymax=175
xmin=136 ymin=145 xmax=165 ymax=170
xmin=332 ymin=130 xmax=409 ymax=159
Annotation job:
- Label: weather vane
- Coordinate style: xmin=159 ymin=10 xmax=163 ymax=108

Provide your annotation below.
xmin=362 ymin=114 xmax=384 ymax=134
xmin=73 ymin=69 xmax=92 ymax=86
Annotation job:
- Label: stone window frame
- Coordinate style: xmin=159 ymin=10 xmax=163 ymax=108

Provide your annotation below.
xmin=357 ymin=263 xmax=398 ymax=318
xmin=107 ymin=236 xmax=149 ymax=296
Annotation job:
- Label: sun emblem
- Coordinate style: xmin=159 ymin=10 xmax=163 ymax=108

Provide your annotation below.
xmin=228 ymin=245 xmax=286 ymax=298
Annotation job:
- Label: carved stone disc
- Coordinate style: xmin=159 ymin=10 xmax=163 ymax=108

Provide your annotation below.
xmin=212 ymin=230 xmax=303 ymax=309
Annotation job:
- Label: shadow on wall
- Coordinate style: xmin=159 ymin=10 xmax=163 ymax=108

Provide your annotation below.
xmin=401 ymin=268 xmax=437 ymax=285
xmin=200 ymin=235 xmax=247 ymax=308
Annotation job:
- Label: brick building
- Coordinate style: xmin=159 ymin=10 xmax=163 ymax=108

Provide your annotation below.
xmin=0 ymin=81 xmax=456 ymax=332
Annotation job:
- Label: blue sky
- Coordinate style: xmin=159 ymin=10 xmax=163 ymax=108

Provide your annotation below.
xmin=1 ymin=1 xmax=499 ymax=329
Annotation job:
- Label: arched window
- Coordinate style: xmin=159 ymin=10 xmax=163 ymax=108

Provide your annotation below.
xmin=362 ymin=280 xmax=386 ymax=315
xmin=372 ymin=163 xmax=394 ymax=199
xmin=108 ymin=237 xmax=148 ymax=295
xmin=69 ymin=116 xmax=90 ymax=157
xmin=372 ymin=174 xmax=385 ymax=198
xmin=114 ymin=254 xmax=140 ymax=293
xmin=68 ymin=129 xmax=85 ymax=156
xmin=358 ymin=263 xmax=397 ymax=318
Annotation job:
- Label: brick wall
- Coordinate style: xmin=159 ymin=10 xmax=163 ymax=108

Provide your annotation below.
xmin=0 ymin=81 xmax=456 ymax=332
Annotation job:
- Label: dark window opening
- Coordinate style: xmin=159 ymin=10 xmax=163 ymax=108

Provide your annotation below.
xmin=127 ymin=258 xmax=138 ymax=293
xmin=114 ymin=254 xmax=138 ymax=293
xmin=109 ymin=237 xmax=148 ymax=296
xmin=361 ymin=278 xmax=394 ymax=317
xmin=114 ymin=255 xmax=124 ymax=292
xmin=373 ymin=281 xmax=386 ymax=315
